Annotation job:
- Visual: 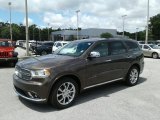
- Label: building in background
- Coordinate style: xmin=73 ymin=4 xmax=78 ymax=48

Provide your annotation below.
xmin=51 ymin=28 xmax=117 ymax=41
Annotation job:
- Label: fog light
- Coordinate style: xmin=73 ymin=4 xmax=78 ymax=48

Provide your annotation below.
xmin=27 ymin=92 xmax=38 ymax=98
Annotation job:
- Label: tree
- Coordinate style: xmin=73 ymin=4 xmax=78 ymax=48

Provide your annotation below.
xmin=149 ymin=14 xmax=160 ymax=40
xmin=100 ymin=32 xmax=113 ymax=38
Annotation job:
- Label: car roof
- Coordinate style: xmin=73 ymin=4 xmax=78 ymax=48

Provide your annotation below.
xmin=55 ymin=41 xmax=70 ymax=43
xmin=140 ymin=44 xmax=153 ymax=45
xmin=70 ymin=38 xmax=138 ymax=43
xmin=0 ymin=39 xmax=12 ymax=41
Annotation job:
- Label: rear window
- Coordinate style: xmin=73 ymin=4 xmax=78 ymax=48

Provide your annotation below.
xmin=125 ymin=41 xmax=140 ymax=52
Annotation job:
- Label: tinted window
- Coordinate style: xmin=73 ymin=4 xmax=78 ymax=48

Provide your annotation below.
xmin=63 ymin=43 xmax=67 ymax=46
xmin=56 ymin=43 xmax=62 ymax=47
xmin=0 ymin=41 xmax=11 ymax=47
xmin=144 ymin=45 xmax=150 ymax=49
xmin=109 ymin=41 xmax=126 ymax=55
xmin=92 ymin=42 xmax=108 ymax=57
xmin=125 ymin=41 xmax=140 ymax=52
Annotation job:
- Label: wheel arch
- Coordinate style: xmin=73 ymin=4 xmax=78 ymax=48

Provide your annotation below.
xmin=48 ymin=74 xmax=81 ymax=101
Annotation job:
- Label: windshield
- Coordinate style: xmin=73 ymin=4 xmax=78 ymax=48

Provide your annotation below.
xmin=0 ymin=41 xmax=11 ymax=47
xmin=149 ymin=45 xmax=160 ymax=49
xmin=55 ymin=41 xmax=93 ymax=57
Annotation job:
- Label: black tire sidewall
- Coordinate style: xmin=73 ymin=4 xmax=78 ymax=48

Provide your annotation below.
xmin=152 ymin=53 xmax=158 ymax=59
xmin=50 ymin=78 xmax=78 ymax=109
xmin=41 ymin=51 xmax=47 ymax=55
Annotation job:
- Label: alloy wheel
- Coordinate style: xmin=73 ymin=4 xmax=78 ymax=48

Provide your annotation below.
xmin=129 ymin=68 xmax=139 ymax=84
xmin=56 ymin=82 xmax=76 ymax=105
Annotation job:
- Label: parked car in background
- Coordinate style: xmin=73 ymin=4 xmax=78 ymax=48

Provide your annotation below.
xmin=13 ymin=38 xmax=144 ymax=109
xmin=30 ymin=41 xmax=41 ymax=52
xmin=16 ymin=40 xmax=26 ymax=48
xmin=31 ymin=41 xmax=54 ymax=55
xmin=138 ymin=41 xmax=145 ymax=44
xmin=139 ymin=44 xmax=160 ymax=59
xmin=52 ymin=41 xmax=70 ymax=52
xmin=0 ymin=39 xmax=18 ymax=66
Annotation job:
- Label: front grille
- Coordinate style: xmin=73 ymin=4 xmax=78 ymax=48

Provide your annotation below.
xmin=0 ymin=52 xmax=9 ymax=58
xmin=15 ymin=66 xmax=31 ymax=80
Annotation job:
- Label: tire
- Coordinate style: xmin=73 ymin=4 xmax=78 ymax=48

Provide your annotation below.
xmin=125 ymin=66 xmax=140 ymax=86
xmin=152 ymin=52 xmax=158 ymax=59
xmin=50 ymin=77 xmax=78 ymax=109
xmin=41 ymin=51 xmax=47 ymax=55
xmin=9 ymin=62 xmax=16 ymax=67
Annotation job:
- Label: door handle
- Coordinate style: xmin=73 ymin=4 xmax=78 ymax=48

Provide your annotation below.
xmin=105 ymin=59 xmax=112 ymax=62
xmin=126 ymin=55 xmax=132 ymax=58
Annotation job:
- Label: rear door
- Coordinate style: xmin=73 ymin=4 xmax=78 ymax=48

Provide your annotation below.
xmin=107 ymin=41 xmax=130 ymax=80
xmin=143 ymin=45 xmax=152 ymax=56
xmin=85 ymin=41 xmax=129 ymax=87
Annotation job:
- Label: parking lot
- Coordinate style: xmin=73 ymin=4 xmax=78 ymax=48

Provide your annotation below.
xmin=0 ymin=58 xmax=160 ymax=120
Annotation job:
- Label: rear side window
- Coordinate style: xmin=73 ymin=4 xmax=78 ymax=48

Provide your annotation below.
xmin=109 ymin=41 xmax=127 ymax=55
xmin=125 ymin=41 xmax=140 ymax=52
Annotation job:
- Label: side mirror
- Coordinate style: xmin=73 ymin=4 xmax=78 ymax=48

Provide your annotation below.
xmin=89 ymin=51 xmax=100 ymax=58
xmin=148 ymin=48 xmax=151 ymax=50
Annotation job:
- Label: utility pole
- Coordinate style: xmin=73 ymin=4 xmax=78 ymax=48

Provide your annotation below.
xmin=76 ymin=10 xmax=80 ymax=40
xmin=8 ymin=2 xmax=12 ymax=42
xmin=25 ymin=0 xmax=29 ymax=56
xmin=122 ymin=15 xmax=127 ymax=38
xmin=135 ymin=28 xmax=139 ymax=40
xmin=145 ymin=0 xmax=149 ymax=44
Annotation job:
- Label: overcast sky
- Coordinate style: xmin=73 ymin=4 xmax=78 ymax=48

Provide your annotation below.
xmin=0 ymin=0 xmax=160 ymax=33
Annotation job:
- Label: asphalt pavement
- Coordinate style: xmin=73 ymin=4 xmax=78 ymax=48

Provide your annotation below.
xmin=0 ymin=58 xmax=160 ymax=120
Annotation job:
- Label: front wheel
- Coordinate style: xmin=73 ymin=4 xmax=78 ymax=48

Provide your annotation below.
xmin=125 ymin=66 xmax=139 ymax=86
xmin=50 ymin=78 xmax=78 ymax=109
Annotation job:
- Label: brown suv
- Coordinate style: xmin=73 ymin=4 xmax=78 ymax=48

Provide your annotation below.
xmin=13 ymin=38 xmax=144 ymax=109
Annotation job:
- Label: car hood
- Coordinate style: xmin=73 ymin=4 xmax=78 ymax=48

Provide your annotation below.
xmin=0 ymin=47 xmax=14 ymax=52
xmin=17 ymin=54 xmax=76 ymax=69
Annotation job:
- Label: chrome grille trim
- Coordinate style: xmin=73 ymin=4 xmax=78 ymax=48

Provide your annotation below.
xmin=0 ymin=52 xmax=9 ymax=57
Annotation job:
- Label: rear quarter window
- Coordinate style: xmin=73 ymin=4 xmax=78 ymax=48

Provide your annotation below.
xmin=125 ymin=41 xmax=140 ymax=52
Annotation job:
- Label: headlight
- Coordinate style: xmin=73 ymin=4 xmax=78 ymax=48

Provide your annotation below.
xmin=30 ymin=69 xmax=51 ymax=78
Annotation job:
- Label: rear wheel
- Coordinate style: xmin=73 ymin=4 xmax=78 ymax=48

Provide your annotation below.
xmin=41 ymin=51 xmax=47 ymax=55
xmin=50 ymin=78 xmax=78 ymax=109
xmin=125 ymin=66 xmax=139 ymax=86
xmin=152 ymin=52 xmax=158 ymax=59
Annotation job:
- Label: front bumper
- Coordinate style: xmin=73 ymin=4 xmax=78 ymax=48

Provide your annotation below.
xmin=0 ymin=57 xmax=18 ymax=62
xmin=13 ymin=74 xmax=51 ymax=103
